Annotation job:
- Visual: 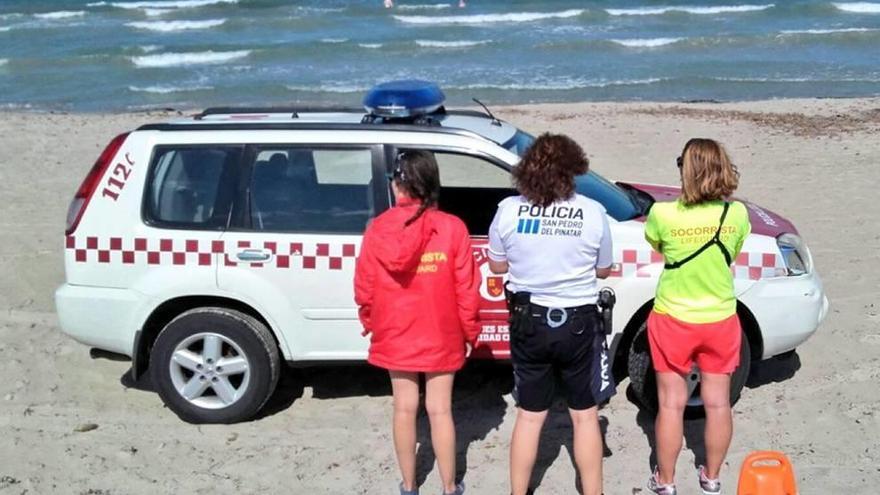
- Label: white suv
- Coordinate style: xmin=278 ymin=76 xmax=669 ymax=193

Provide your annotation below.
xmin=56 ymin=81 xmax=829 ymax=423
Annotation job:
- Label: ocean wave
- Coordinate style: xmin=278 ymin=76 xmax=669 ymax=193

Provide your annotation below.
xmin=129 ymin=84 xmax=213 ymax=93
xmin=714 ymin=76 xmax=880 ymax=82
xmin=320 ymin=38 xmax=348 ymax=43
xmin=358 ymin=43 xmax=383 ymax=49
xmin=0 ymin=26 xmax=10 ymax=32
xmin=285 ymin=84 xmax=370 ymax=93
xmin=0 ymin=59 xmax=7 ymax=66
xmin=34 ymin=11 xmax=86 ymax=20
xmin=397 ymin=3 xmax=452 ymax=10
xmin=144 ymin=8 xmax=173 ymax=16
xmin=126 ymin=19 xmax=225 ymax=32
xmin=109 ymin=0 xmax=237 ymax=9
xmin=86 ymin=2 xmax=107 ymax=6
xmin=139 ymin=44 xmax=162 ymax=52
xmin=779 ymin=27 xmax=878 ymax=34
xmin=0 ymin=13 xmax=24 ymax=20
xmin=131 ymin=49 xmax=250 ymax=68
xmin=394 ymin=9 xmax=584 ymax=25
xmin=455 ymin=78 xmax=665 ymax=90
xmin=606 ymin=4 xmax=774 ymax=15
xmin=610 ymin=37 xmax=684 ymax=47
xmin=833 ymin=2 xmax=880 ymax=13
xmin=415 ymin=39 xmax=491 ymax=48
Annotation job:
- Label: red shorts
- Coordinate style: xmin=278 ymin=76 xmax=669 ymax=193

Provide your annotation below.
xmin=647 ymin=310 xmax=742 ymax=375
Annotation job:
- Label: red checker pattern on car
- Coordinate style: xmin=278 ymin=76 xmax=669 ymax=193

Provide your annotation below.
xmin=224 ymin=241 xmax=358 ymax=270
xmin=610 ymin=249 xmax=784 ymax=280
xmin=65 ymin=236 xmax=359 ymax=271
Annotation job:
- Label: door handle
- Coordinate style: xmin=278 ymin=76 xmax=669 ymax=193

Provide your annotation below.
xmin=236 ymin=249 xmax=271 ymax=262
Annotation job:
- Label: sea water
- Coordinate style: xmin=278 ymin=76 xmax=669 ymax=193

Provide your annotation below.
xmin=0 ymin=0 xmax=878 ymax=110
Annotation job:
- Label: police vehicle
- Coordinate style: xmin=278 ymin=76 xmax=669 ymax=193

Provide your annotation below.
xmin=56 ymin=81 xmax=829 ymax=423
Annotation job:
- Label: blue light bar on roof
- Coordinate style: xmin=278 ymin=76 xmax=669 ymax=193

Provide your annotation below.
xmin=363 ymin=80 xmax=446 ymax=118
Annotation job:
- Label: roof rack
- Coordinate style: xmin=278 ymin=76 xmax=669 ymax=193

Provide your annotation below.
xmin=193 ymin=106 xmax=502 ymax=123
xmin=193 ymin=106 xmax=365 ymax=120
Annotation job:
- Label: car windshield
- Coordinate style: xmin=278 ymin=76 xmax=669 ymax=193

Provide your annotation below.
xmin=502 ymin=129 xmax=643 ymax=221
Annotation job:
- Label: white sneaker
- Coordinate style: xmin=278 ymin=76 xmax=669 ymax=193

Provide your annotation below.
xmin=647 ymin=467 xmax=677 ymax=495
xmin=698 ymin=465 xmax=722 ymax=495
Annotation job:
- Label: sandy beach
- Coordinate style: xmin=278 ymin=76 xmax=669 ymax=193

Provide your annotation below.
xmin=1 ymin=98 xmax=879 ymax=494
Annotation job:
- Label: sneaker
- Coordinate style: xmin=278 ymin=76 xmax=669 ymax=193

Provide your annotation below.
xmin=698 ymin=465 xmax=721 ymax=495
xmin=442 ymin=482 xmax=464 ymax=495
xmin=399 ymin=481 xmax=419 ymax=495
xmin=647 ymin=468 xmax=677 ymax=495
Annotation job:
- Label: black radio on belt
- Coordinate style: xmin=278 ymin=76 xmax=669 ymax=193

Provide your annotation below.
xmin=597 ymin=287 xmax=616 ymax=336
xmin=504 ymin=284 xmax=533 ymax=340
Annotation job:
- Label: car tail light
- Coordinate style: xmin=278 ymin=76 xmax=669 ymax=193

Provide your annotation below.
xmin=65 ymin=132 xmax=130 ymax=235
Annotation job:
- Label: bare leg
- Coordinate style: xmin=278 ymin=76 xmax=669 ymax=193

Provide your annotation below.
xmin=425 ymin=372 xmax=458 ymax=494
xmin=655 ymin=371 xmax=689 ymax=485
xmin=510 ymin=408 xmax=548 ymax=495
xmin=569 ymin=406 xmax=603 ymax=495
xmin=700 ymin=373 xmax=733 ymax=479
xmin=390 ymin=371 xmax=420 ymax=491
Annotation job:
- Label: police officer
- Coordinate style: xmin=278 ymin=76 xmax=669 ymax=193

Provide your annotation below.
xmin=487 ymin=133 xmax=614 ymax=495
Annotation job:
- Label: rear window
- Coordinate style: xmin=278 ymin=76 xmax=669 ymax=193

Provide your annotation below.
xmin=144 ymin=146 xmax=241 ymax=230
xmin=247 ymin=147 xmax=375 ymax=233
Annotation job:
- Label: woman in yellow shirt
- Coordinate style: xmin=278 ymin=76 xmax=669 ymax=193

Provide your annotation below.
xmin=644 ymin=139 xmax=751 ymax=495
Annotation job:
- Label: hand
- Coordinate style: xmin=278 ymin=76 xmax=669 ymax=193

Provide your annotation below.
xmin=361 ymin=328 xmax=372 ymax=337
xmin=465 ymin=342 xmax=473 ymax=358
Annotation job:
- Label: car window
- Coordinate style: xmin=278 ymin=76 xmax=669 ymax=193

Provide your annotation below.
xmin=248 ymin=147 xmax=374 ymax=233
xmin=575 ymin=172 xmax=641 ymax=222
xmin=397 ymin=149 xmax=515 ymax=235
xmin=434 ymin=153 xmax=512 ymax=189
xmin=145 ymin=146 xmax=239 ymax=229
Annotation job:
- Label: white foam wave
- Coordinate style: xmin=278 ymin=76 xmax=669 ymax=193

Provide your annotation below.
xmin=415 ymin=39 xmax=491 ymax=48
xmin=286 ymin=84 xmax=370 ymax=93
xmin=320 ymin=38 xmax=348 ymax=43
xmin=34 ymin=10 xmax=86 ymax=20
xmin=129 ymin=84 xmax=213 ymax=93
xmin=833 ymin=2 xmax=880 ymax=13
xmin=131 ymin=49 xmax=250 ymax=68
xmin=126 ymin=19 xmax=225 ymax=32
xmin=358 ymin=43 xmax=383 ymax=49
xmin=0 ymin=13 xmax=24 ymax=20
xmin=86 ymin=2 xmax=107 ymax=6
xmin=109 ymin=0 xmax=237 ymax=9
xmin=394 ymin=9 xmax=584 ymax=25
xmin=139 ymin=44 xmax=162 ymax=52
xmin=715 ymin=76 xmax=880 ymax=82
xmin=0 ymin=59 xmax=8 ymax=66
xmin=779 ymin=27 xmax=878 ymax=34
xmin=607 ymin=4 xmax=773 ymax=16
xmin=397 ymin=3 xmax=452 ymax=10
xmin=456 ymin=78 xmax=665 ymax=90
xmin=143 ymin=8 xmax=173 ymax=16
xmin=0 ymin=26 xmax=10 ymax=32
xmin=610 ymin=37 xmax=683 ymax=47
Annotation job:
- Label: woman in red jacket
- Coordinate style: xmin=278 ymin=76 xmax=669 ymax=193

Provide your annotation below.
xmin=355 ymin=150 xmax=482 ymax=495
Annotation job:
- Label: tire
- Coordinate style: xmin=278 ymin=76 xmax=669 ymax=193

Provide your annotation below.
xmin=149 ymin=307 xmax=281 ymax=424
xmin=627 ymin=320 xmax=751 ymax=418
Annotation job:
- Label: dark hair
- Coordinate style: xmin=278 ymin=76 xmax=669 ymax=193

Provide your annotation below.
xmin=394 ymin=150 xmax=441 ymax=226
xmin=513 ymin=133 xmax=589 ymax=207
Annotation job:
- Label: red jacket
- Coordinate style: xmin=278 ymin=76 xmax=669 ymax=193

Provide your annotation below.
xmin=354 ymin=198 xmax=482 ymax=372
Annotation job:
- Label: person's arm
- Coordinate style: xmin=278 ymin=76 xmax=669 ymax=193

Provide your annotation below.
xmin=452 ymin=222 xmax=482 ymax=346
xmin=353 ymin=229 xmax=376 ymax=336
xmin=732 ymin=202 xmax=751 ymax=258
xmin=596 ymin=212 xmax=614 ymax=279
xmin=644 ymin=206 xmax=662 ymax=253
xmin=487 ymin=205 xmax=508 ymax=274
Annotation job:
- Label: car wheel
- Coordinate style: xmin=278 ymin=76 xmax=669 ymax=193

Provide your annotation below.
xmin=150 ymin=307 xmax=280 ymax=424
xmin=627 ymin=320 xmax=751 ymax=418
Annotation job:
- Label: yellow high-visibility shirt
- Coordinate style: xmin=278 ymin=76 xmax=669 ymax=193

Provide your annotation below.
xmin=645 ymin=199 xmax=751 ymax=324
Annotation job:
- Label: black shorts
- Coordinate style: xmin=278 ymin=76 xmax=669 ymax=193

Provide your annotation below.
xmin=510 ymin=304 xmax=616 ymax=412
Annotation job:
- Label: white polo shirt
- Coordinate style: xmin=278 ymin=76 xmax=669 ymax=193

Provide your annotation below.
xmin=488 ymin=193 xmax=613 ymax=307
